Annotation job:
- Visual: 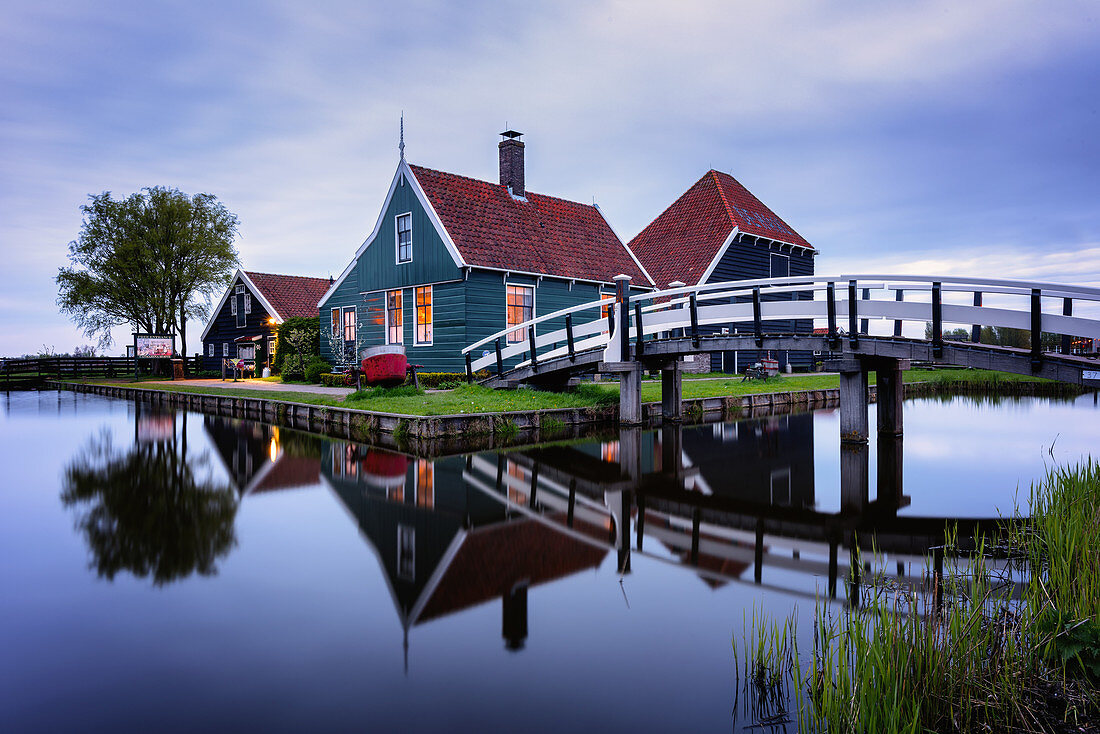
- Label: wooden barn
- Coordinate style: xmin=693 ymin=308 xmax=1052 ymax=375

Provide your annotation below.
xmin=629 ymin=170 xmax=817 ymax=372
xmin=200 ymin=270 xmax=331 ymax=373
xmin=318 ymin=131 xmax=653 ymax=372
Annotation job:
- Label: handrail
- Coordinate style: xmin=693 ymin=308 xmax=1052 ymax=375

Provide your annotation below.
xmin=847 ymin=274 xmax=1100 ymax=300
xmin=461 ymin=296 xmax=615 ymax=355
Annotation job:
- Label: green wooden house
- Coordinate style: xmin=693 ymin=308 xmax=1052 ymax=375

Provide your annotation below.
xmin=317 ymin=131 xmax=653 ymax=372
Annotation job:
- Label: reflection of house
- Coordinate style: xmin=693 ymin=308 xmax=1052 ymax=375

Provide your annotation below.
xmin=200 ymin=270 xmax=331 ymax=372
xmin=321 ymin=442 xmax=608 ymax=652
xmin=203 ymin=417 xmax=321 ymax=495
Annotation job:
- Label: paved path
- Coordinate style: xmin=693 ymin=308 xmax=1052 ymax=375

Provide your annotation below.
xmin=144 ymin=378 xmax=355 ymax=397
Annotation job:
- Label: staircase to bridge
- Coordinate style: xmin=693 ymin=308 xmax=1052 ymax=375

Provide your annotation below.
xmin=463 ymin=274 xmax=1100 ymax=440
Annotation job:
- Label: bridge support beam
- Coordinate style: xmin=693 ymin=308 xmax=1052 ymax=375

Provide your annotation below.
xmin=875 ymin=359 xmax=908 ymax=437
xmin=603 ymin=362 xmax=643 ymax=425
xmin=831 ymin=360 xmax=869 ymax=444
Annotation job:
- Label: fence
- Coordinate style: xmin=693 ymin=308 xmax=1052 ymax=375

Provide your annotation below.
xmin=1 ymin=355 xmax=205 ymax=389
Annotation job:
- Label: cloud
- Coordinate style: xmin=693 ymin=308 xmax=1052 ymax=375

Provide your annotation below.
xmin=2 ymin=0 xmax=1099 ymax=354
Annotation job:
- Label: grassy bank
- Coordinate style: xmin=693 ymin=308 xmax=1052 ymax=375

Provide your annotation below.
xmin=737 ymin=461 xmax=1100 ymax=732
xmin=71 ymin=368 xmax=1070 ymax=417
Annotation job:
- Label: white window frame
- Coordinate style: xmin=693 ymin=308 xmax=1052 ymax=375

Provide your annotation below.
xmin=342 ymin=306 xmax=357 ymax=344
xmin=222 ymin=343 xmax=229 ymax=357
xmin=506 ymin=284 xmax=535 ymax=344
xmin=414 ymin=285 xmax=433 ymax=346
xmin=386 ymin=289 xmax=404 ymax=345
xmin=207 ymin=343 xmax=214 ymax=357
xmin=395 ymin=212 xmax=413 ymax=264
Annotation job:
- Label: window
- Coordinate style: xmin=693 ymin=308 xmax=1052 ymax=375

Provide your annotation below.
xmin=207 ymin=343 xmax=214 ymax=357
xmin=231 ymin=298 xmax=237 ymax=315
xmin=506 ymin=284 xmax=534 ymax=343
xmin=223 ymin=343 xmax=229 ymax=357
xmin=769 ymin=253 xmax=790 ymax=278
xmin=415 ymin=286 xmax=432 ymax=344
xmin=386 ymin=289 xmax=403 ymax=344
xmin=416 ymin=460 xmax=434 ymax=508
xmin=342 ymin=307 xmax=356 ymax=343
xmin=600 ymin=292 xmax=614 ymax=333
xmin=331 ymin=308 xmax=340 ymax=341
xmin=244 ymin=293 xmax=251 ymax=314
xmin=396 ymin=213 xmax=412 ymax=263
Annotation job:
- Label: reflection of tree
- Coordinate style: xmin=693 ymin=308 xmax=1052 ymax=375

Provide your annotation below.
xmin=61 ymin=431 xmax=238 ymax=585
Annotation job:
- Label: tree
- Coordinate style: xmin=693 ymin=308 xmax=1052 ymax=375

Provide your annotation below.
xmin=57 ymin=187 xmax=240 ymax=352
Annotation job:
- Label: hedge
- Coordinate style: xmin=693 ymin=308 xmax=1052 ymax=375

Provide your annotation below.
xmin=273 ymin=316 xmax=320 ymax=377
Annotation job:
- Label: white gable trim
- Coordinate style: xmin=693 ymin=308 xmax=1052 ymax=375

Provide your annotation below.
xmin=695 ymin=227 xmax=740 ymax=286
xmin=200 ymin=269 xmax=284 ymax=342
xmin=317 ymin=160 xmax=467 ymax=308
xmin=592 ymin=202 xmax=655 ymax=287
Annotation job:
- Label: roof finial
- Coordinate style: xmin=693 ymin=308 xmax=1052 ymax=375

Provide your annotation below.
xmin=399 ymin=112 xmax=405 ymax=161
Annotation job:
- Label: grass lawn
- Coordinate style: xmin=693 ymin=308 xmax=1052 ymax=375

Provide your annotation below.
xmin=75 ymin=368 xmax=1056 ymax=416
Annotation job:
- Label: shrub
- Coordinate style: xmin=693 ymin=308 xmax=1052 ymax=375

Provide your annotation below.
xmin=320 ymin=373 xmax=347 ymax=387
xmin=304 ymin=356 xmax=329 ymax=384
xmin=273 ymin=316 xmax=320 ymax=375
xmin=414 ymin=371 xmax=490 ymax=389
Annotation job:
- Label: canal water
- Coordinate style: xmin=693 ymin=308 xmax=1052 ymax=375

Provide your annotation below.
xmin=1 ymin=390 xmax=1098 ymax=733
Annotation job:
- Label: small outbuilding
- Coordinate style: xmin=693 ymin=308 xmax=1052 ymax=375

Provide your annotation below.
xmin=200 ymin=270 xmax=331 ymax=373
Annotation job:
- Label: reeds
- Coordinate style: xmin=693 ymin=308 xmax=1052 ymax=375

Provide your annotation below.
xmin=733 ymin=460 xmax=1100 ymax=732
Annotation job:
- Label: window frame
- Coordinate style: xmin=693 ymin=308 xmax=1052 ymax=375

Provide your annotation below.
xmin=207 ymin=343 xmax=214 ymax=357
xmin=342 ymin=306 xmax=356 ymax=344
xmin=330 ymin=308 xmax=340 ymax=343
xmin=414 ymin=285 xmax=433 ymax=346
xmin=395 ymin=212 xmax=413 ymax=264
xmin=506 ymin=284 xmax=535 ymax=344
xmin=222 ymin=343 xmax=229 ymax=357
xmin=386 ymin=289 xmax=404 ymax=345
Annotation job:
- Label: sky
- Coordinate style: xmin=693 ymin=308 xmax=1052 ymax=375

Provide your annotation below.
xmin=2 ymin=0 xmax=1099 ymax=355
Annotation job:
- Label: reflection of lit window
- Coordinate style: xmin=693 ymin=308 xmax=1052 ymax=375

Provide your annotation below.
xmin=388 ymin=483 xmax=404 ymax=503
xmin=344 ymin=445 xmax=358 ymax=478
xmin=601 ymin=441 xmax=619 ymax=463
xmin=416 ymin=460 xmax=434 ymax=508
xmin=506 ymin=461 xmax=527 ymax=504
xmin=397 ymin=524 xmax=415 ymax=580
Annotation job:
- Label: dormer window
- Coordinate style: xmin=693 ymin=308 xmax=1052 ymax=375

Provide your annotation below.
xmin=396 ymin=213 xmax=412 ymax=263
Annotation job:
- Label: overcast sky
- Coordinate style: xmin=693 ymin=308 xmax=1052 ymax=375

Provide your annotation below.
xmin=2 ymin=0 xmax=1098 ymax=355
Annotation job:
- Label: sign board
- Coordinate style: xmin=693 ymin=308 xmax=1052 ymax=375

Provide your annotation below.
xmin=1083 ymin=370 xmax=1100 ymax=382
xmin=134 ymin=334 xmax=174 ymax=358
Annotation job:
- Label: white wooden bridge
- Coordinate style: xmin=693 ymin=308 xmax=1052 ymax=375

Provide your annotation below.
xmin=463 ymin=274 xmax=1100 ymax=437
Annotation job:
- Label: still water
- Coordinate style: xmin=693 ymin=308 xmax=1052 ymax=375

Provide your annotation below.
xmin=1 ymin=390 xmax=1098 ymax=733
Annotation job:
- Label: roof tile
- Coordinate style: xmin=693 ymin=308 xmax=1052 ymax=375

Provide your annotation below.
xmin=245 ymin=272 xmax=332 ymax=320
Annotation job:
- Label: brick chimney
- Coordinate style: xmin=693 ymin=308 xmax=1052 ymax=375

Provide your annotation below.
xmin=498 ymin=130 xmax=525 ymax=197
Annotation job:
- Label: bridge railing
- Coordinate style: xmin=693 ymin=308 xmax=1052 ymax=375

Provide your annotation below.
xmin=461 ymin=275 xmax=1100 ymax=378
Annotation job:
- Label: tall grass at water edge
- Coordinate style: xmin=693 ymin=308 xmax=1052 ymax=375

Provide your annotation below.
xmin=734 ymin=460 xmax=1100 ymax=732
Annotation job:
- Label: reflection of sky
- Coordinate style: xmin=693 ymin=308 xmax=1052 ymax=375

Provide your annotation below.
xmin=2 ymin=390 xmax=1099 ymax=731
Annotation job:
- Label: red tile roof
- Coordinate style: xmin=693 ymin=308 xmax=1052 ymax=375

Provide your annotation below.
xmin=417 ymin=515 xmax=608 ymax=623
xmin=250 ymin=455 xmax=321 ymax=494
xmin=245 ymin=272 xmax=332 ymax=320
xmin=409 ymin=164 xmax=651 ymax=285
xmin=628 ymin=170 xmax=812 ymax=288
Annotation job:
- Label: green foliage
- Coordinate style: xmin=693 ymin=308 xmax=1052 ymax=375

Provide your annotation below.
xmin=414 ymin=371 xmax=489 ymax=389
xmin=319 ymin=372 xmax=347 ymax=387
xmin=346 ymin=385 xmax=424 ymax=400
xmin=304 ymin=356 xmax=329 ymax=384
xmin=56 ymin=187 xmax=239 ymax=351
xmin=273 ymin=317 xmax=320 ymax=374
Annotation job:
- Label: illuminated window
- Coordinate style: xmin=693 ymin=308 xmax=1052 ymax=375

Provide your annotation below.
xmin=600 ymin=293 xmax=613 ymax=333
xmin=415 ymin=286 xmax=432 ymax=345
xmin=601 ymin=441 xmax=620 ymax=463
xmin=343 ymin=307 xmax=356 ymax=343
xmin=506 ymin=285 xmax=534 ymax=343
xmin=416 ymin=460 xmax=434 ymax=508
xmin=396 ymin=213 xmax=412 ymax=263
xmin=386 ymin=290 xmax=403 ymax=344
xmin=331 ymin=308 xmax=339 ymax=341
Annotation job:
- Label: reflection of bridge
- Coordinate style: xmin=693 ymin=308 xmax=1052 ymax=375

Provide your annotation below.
xmin=462 ymin=274 xmax=1100 ymax=435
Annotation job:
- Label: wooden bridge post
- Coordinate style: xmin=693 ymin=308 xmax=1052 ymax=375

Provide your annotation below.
xmin=1061 ymin=298 xmax=1072 ymax=354
xmin=875 ymin=359 xmax=908 ymax=437
xmin=618 ymin=364 xmax=643 ymax=425
xmin=893 ymin=289 xmax=904 ymax=337
xmin=877 ymin=434 xmax=905 ymax=507
xmin=828 ymin=358 xmax=869 ymax=444
xmin=1030 ymin=288 xmax=1043 ymax=371
xmin=971 ymin=291 xmax=983 ymax=343
xmin=614 ymin=274 xmax=632 ymax=361
xmin=661 ymin=360 xmax=683 ymax=422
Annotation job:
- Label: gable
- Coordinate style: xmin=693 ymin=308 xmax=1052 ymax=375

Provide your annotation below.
xmin=319 ymin=161 xmax=465 ymax=309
